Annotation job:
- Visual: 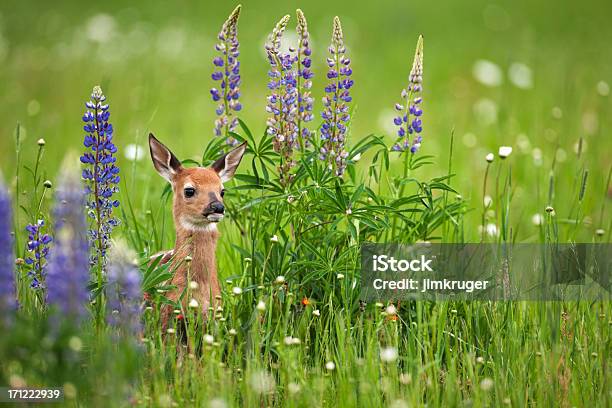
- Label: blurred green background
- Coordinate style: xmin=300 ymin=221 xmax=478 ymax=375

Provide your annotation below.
xmin=1 ymin=0 xmax=610 ymax=239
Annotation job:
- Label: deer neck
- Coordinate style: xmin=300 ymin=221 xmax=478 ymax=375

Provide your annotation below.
xmin=174 ymin=224 xmax=219 ymax=285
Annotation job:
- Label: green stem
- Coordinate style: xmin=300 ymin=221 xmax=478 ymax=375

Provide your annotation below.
xmin=481 ymin=162 xmax=491 ymax=242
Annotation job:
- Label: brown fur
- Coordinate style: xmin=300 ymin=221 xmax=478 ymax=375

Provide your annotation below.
xmin=159 ymin=169 xmax=224 ymax=331
xmin=148 ymin=134 xmax=246 ymax=331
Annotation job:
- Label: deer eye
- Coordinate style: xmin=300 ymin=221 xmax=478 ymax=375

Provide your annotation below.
xmin=220 ymin=189 xmax=226 ymax=198
xmin=184 ymin=187 xmax=196 ymax=198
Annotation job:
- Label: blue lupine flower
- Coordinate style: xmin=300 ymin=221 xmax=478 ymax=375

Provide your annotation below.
xmin=25 ymin=219 xmax=52 ymax=290
xmin=46 ymin=166 xmax=91 ymax=324
xmin=211 ymin=5 xmax=242 ymax=146
xmin=265 ymin=15 xmax=299 ymax=185
xmin=392 ymin=35 xmax=424 ymax=153
xmin=106 ymin=244 xmax=142 ymax=337
xmin=320 ymin=17 xmax=353 ymax=177
xmin=0 ymin=178 xmax=16 ymax=323
xmin=80 ymin=86 xmax=120 ymax=270
xmin=296 ymin=9 xmax=314 ymax=149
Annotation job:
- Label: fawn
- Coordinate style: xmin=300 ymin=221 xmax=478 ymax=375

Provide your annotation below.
xmin=148 ymin=134 xmax=246 ymax=330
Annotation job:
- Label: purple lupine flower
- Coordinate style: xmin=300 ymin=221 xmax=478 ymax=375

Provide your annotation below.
xmin=320 ymin=17 xmax=353 ymax=177
xmin=211 ymin=5 xmax=242 ymax=146
xmin=265 ymin=15 xmax=299 ymax=186
xmin=46 ymin=168 xmax=90 ymax=324
xmin=80 ymin=86 xmax=120 ymax=270
xmin=296 ymin=9 xmax=314 ymax=149
xmin=392 ymin=35 xmax=424 ymax=153
xmin=25 ymin=219 xmax=52 ymax=290
xmin=0 ymin=179 xmax=16 ymax=323
xmin=106 ymin=244 xmax=142 ymax=337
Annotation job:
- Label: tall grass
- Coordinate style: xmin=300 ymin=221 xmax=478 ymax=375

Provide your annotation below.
xmin=0 ymin=5 xmax=610 ymax=408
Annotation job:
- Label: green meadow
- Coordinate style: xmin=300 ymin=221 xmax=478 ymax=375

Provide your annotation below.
xmin=0 ymin=1 xmax=610 ymax=407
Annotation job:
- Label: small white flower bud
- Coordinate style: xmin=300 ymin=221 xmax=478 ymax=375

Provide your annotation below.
xmin=498 ymin=146 xmax=513 ymax=159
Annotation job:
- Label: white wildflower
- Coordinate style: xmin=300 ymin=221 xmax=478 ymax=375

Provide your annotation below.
xmin=596 ymin=80 xmax=610 ymax=96
xmin=483 ymin=195 xmax=493 ymax=207
xmin=472 ymin=60 xmax=503 ymax=87
xmin=531 ymin=214 xmax=544 ymax=226
xmin=498 ymin=146 xmax=513 ymax=158
xmin=124 ymin=144 xmax=145 ymax=161
xmin=249 ymin=370 xmax=275 ymax=394
xmin=287 ymin=382 xmax=301 ymax=394
xmin=508 ymin=62 xmax=533 ymax=89
xmin=380 ymin=347 xmax=399 ymax=362
xmin=480 ymin=377 xmax=494 ymax=391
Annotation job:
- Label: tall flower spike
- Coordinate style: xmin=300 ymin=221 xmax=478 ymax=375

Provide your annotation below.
xmin=296 ymin=9 xmax=314 ymax=150
xmin=392 ymin=35 xmax=424 ymax=153
xmin=46 ymin=164 xmax=90 ymax=325
xmin=0 ymin=177 xmax=16 ymax=324
xmin=25 ymin=219 xmax=52 ymax=290
xmin=106 ymin=242 xmax=142 ymax=337
xmin=265 ymin=15 xmax=299 ymax=186
xmin=211 ymin=5 xmax=242 ymax=146
xmin=80 ymin=86 xmax=120 ymax=271
xmin=320 ymin=17 xmax=353 ymax=177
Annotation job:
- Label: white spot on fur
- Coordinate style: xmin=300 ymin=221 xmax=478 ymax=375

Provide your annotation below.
xmin=180 ymin=217 xmax=218 ymax=232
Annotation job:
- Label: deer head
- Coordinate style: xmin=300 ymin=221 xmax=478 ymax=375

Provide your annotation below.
xmin=148 ymin=133 xmax=246 ymax=232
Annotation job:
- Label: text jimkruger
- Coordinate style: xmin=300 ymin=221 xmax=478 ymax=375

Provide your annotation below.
xmin=372 ymin=278 xmax=490 ymax=293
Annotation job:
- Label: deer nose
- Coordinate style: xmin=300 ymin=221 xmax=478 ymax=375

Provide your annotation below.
xmin=208 ymin=201 xmax=225 ymax=214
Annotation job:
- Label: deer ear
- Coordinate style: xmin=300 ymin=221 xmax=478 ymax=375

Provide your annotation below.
xmin=149 ymin=133 xmax=182 ymax=182
xmin=211 ymin=142 xmax=247 ymax=183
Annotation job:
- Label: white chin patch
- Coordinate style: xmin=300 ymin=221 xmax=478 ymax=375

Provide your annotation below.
xmin=206 ymin=214 xmax=224 ymax=222
xmin=180 ymin=216 xmax=221 ymax=232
